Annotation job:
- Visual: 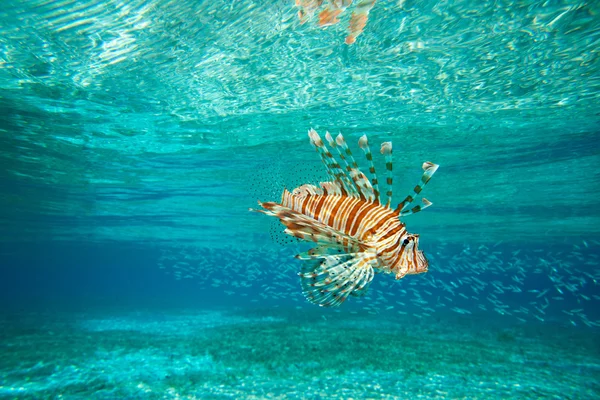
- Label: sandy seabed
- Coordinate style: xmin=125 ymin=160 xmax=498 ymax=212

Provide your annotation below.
xmin=0 ymin=306 xmax=598 ymax=399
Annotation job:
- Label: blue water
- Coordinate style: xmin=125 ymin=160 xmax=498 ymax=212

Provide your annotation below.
xmin=1 ymin=0 xmax=599 ymax=398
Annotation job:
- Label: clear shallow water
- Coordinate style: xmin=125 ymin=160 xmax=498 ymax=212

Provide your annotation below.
xmin=1 ymin=0 xmax=599 ymax=246
xmin=1 ymin=0 xmax=599 ymax=398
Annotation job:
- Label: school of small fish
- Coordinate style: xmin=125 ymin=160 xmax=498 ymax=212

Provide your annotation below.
xmin=158 ymin=239 xmax=600 ymax=328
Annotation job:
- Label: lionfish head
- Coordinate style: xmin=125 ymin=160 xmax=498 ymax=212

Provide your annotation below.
xmin=395 ymin=233 xmax=429 ymax=278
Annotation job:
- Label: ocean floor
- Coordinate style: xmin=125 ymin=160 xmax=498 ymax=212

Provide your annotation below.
xmin=0 ymin=306 xmax=598 ymax=399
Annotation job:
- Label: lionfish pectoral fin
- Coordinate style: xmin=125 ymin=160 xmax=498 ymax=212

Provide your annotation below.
xmin=298 ymin=252 xmax=375 ymax=307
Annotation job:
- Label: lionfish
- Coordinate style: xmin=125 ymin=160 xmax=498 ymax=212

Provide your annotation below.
xmin=251 ymin=129 xmax=438 ymax=307
xmin=295 ymin=0 xmax=377 ymax=45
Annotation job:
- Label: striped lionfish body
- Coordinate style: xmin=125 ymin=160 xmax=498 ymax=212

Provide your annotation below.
xmin=251 ymin=129 xmax=438 ymax=307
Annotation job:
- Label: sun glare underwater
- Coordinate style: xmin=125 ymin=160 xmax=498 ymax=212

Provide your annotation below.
xmin=1 ymin=0 xmax=599 ymax=398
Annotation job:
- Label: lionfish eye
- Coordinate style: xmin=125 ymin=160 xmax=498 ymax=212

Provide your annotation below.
xmin=403 ymin=238 xmax=410 ymax=245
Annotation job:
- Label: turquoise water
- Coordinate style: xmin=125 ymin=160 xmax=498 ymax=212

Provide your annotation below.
xmin=1 ymin=0 xmax=599 ymax=398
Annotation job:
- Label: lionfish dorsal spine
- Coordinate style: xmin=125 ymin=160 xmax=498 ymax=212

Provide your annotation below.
xmin=334 ymin=133 xmax=376 ymax=202
xmin=395 ymin=161 xmax=439 ymax=215
xmin=380 ymin=141 xmax=393 ymax=208
xmin=358 ymin=134 xmax=381 ymax=205
xmin=308 ymin=129 xmax=350 ymax=196
xmin=400 ymin=198 xmax=433 ymax=217
xmin=323 ymin=131 xmax=358 ymax=196
xmin=324 ymin=131 xmax=360 ymax=198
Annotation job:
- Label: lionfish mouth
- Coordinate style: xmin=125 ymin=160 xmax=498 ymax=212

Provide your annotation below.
xmin=414 ymin=250 xmax=429 ymax=274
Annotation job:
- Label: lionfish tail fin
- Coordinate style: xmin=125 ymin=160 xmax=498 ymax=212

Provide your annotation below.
xmin=249 ymin=200 xmax=276 ymax=216
xmin=395 ymin=162 xmax=439 ymax=214
xmin=298 ymin=251 xmax=375 ymax=307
